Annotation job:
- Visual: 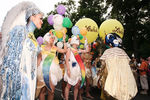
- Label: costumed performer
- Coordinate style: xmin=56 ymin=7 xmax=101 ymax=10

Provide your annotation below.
xmin=0 ymin=1 xmax=43 ymax=100
xmin=64 ymin=36 xmax=89 ymax=100
xmin=79 ymin=44 xmax=94 ymax=100
xmin=100 ymin=33 xmax=137 ymax=100
xmin=36 ymin=32 xmax=67 ymax=100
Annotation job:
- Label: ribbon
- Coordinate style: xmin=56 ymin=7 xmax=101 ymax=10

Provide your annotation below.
xmin=42 ymin=47 xmax=56 ymax=90
xmin=71 ymin=47 xmax=85 ymax=88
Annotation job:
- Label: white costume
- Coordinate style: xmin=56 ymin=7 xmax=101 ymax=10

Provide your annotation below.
xmin=36 ymin=33 xmax=62 ymax=97
xmin=64 ymin=36 xmax=82 ymax=86
xmin=100 ymin=47 xmax=137 ymax=100
xmin=64 ymin=49 xmax=82 ymax=86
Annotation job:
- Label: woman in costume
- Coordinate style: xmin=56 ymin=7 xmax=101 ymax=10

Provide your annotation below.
xmin=79 ymin=44 xmax=94 ymax=100
xmin=100 ymin=33 xmax=137 ymax=100
xmin=36 ymin=32 xmax=67 ymax=100
xmin=64 ymin=36 xmax=89 ymax=100
xmin=0 ymin=1 xmax=43 ymax=100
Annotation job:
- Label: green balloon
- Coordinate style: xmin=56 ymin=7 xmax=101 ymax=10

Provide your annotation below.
xmin=79 ymin=34 xmax=83 ymax=40
xmin=80 ymin=45 xmax=84 ymax=49
xmin=65 ymin=34 xmax=69 ymax=42
xmin=58 ymin=38 xmax=63 ymax=41
xmin=63 ymin=17 xmax=72 ymax=28
xmin=69 ymin=22 xmax=73 ymax=28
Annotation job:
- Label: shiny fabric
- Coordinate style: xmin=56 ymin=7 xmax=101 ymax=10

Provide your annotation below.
xmin=0 ymin=22 xmax=40 ymax=100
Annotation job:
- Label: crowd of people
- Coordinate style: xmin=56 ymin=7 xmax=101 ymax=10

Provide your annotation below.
xmin=0 ymin=1 xmax=149 ymax=100
xmin=130 ymin=56 xmax=150 ymax=95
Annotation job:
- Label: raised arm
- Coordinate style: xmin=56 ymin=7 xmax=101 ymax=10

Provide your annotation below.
xmin=56 ymin=34 xmax=67 ymax=53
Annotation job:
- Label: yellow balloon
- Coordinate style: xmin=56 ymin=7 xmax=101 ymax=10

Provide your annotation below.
xmin=99 ymin=19 xmax=124 ymax=40
xmin=75 ymin=18 xmax=98 ymax=43
xmin=55 ymin=30 xmax=63 ymax=38
xmin=61 ymin=27 xmax=67 ymax=34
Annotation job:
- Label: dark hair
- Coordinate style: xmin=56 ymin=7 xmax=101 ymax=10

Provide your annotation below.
xmin=140 ymin=56 xmax=147 ymax=60
xmin=26 ymin=18 xmax=30 ymax=24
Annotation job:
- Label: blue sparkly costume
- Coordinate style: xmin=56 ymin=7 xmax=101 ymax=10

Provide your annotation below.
xmin=0 ymin=22 xmax=40 ymax=100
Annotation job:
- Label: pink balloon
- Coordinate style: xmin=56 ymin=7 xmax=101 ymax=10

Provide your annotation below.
xmin=56 ymin=5 xmax=66 ymax=15
xmin=47 ymin=15 xmax=54 ymax=25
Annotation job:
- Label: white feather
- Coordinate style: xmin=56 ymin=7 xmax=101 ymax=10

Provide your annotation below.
xmin=0 ymin=1 xmax=37 ymax=65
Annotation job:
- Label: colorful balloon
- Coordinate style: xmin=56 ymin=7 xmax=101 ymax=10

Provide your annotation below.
xmin=78 ymin=34 xmax=83 ymax=40
xmin=55 ymin=30 xmax=63 ymax=39
xmin=65 ymin=34 xmax=69 ymax=42
xmin=71 ymin=26 xmax=80 ymax=36
xmin=47 ymin=15 xmax=54 ymax=25
xmin=80 ymin=27 xmax=87 ymax=36
xmin=61 ymin=27 xmax=67 ymax=34
xmin=37 ymin=36 xmax=43 ymax=45
xmin=79 ymin=44 xmax=84 ymax=49
xmin=53 ymin=23 xmax=63 ymax=30
xmin=53 ymin=14 xmax=63 ymax=25
xmin=58 ymin=38 xmax=63 ymax=41
xmin=75 ymin=18 xmax=98 ymax=43
xmin=57 ymin=41 xmax=64 ymax=48
xmin=62 ymin=17 xmax=72 ymax=28
xmin=56 ymin=5 xmax=66 ymax=15
xmin=99 ymin=19 xmax=124 ymax=40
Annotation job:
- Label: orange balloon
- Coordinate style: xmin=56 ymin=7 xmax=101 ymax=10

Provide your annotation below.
xmin=80 ymin=28 xmax=87 ymax=36
xmin=61 ymin=27 xmax=67 ymax=34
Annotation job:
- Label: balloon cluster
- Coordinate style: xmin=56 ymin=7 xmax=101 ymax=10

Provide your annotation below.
xmin=47 ymin=5 xmax=72 ymax=42
xmin=71 ymin=26 xmax=88 ymax=49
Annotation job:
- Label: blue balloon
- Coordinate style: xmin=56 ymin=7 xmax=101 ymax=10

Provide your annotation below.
xmin=71 ymin=26 xmax=80 ymax=36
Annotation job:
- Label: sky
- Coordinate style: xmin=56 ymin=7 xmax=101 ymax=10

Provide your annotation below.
xmin=0 ymin=0 xmax=78 ymax=31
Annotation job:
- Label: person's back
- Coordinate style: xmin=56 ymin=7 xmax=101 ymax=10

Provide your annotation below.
xmin=100 ymin=47 xmax=137 ymax=100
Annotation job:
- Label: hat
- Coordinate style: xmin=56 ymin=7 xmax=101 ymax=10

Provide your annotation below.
xmin=25 ymin=7 xmax=44 ymax=21
xmin=70 ymin=36 xmax=79 ymax=45
xmin=105 ymin=33 xmax=122 ymax=47
xmin=43 ymin=32 xmax=57 ymax=44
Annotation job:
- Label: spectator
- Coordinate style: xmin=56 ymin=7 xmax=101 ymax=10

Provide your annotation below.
xmin=138 ymin=56 xmax=149 ymax=94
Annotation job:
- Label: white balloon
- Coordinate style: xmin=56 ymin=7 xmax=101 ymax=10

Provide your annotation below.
xmin=57 ymin=41 xmax=63 ymax=49
xmin=53 ymin=14 xmax=63 ymax=25
xmin=53 ymin=23 xmax=63 ymax=30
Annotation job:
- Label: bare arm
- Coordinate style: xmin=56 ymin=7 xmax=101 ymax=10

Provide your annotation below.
xmin=37 ymin=52 xmax=42 ymax=67
xmin=56 ymin=34 xmax=67 ymax=53
xmin=66 ymin=48 xmax=71 ymax=77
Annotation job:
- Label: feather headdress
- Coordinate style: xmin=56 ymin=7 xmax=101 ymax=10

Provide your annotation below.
xmin=0 ymin=1 xmax=42 ymax=65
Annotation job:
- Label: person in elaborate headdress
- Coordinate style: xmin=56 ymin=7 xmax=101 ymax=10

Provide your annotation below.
xmin=36 ymin=32 xmax=67 ymax=100
xmin=100 ymin=33 xmax=137 ymax=100
xmin=64 ymin=36 xmax=89 ymax=100
xmin=0 ymin=1 xmax=43 ymax=100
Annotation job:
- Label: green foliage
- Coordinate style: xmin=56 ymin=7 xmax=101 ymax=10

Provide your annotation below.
xmin=34 ymin=0 xmax=150 ymax=57
xmin=106 ymin=0 xmax=150 ymax=57
xmin=76 ymin=0 xmax=108 ymax=26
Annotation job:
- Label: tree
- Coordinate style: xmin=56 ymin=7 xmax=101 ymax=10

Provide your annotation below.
xmin=76 ymin=0 xmax=108 ymax=26
xmin=105 ymin=0 xmax=150 ymax=57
